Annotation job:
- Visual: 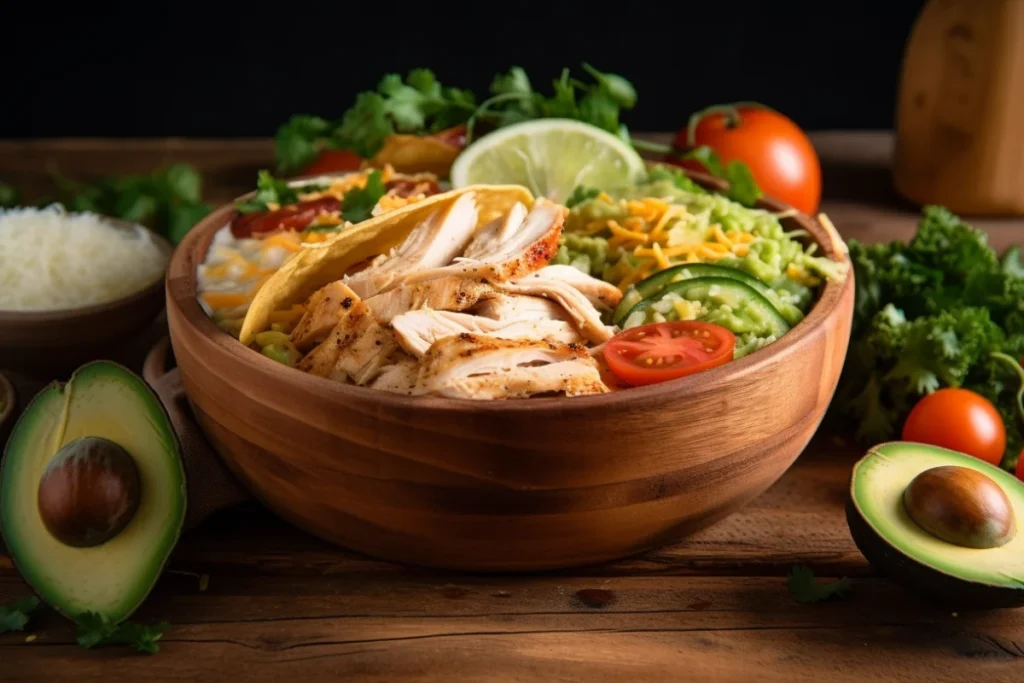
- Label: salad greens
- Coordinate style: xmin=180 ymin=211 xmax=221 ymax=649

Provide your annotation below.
xmin=786 ymin=565 xmax=853 ymax=604
xmin=75 ymin=612 xmax=169 ymax=654
xmin=235 ymin=170 xmax=327 ymax=214
xmin=275 ymin=64 xmax=638 ymax=175
xmin=835 ymin=206 xmax=1024 ymax=471
xmin=0 ymin=596 xmax=41 ymax=634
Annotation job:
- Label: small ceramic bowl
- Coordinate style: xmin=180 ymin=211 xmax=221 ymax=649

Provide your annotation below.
xmin=0 ymin=216 xmax=172 ymax=378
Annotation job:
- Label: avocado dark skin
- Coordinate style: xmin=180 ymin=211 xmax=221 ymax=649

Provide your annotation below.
xmin=846 ymin=500 xmax=1024 ymax=610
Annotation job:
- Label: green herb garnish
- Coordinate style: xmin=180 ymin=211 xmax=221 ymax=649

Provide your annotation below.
xmin=0 ymin=596 xmax=41 ymax=634
xmin=273 ymin=64 xmax=640 ymax=175
xmin=75 ymin=612 xmax=169 ymax=654
xmin=836 ymin=205 xmax=1024 ymax=472
xmin=566 ymin=186 xmax=601 ymax=209
xmin=340 ymin=170 xmax=386 ymax=223
xmin=786 ymin=565 xmax=853 ymax=604
xmin=0 ymin=182 xmax=21 ymax=209
xmin=236 ymin=170 xmax=327 ymax=214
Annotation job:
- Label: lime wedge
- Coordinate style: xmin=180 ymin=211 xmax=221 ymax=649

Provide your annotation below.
xmin=450 ymin=119 xmax=646 ymax=203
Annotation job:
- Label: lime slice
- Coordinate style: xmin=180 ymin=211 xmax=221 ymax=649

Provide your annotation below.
xmin=450 ymin=119 xmax=646 ymax=203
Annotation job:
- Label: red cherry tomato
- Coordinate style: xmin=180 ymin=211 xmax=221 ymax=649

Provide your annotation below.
xmin=603 ymin=321 xmax=735 ymax=387
xmin=672 ymin=105 xmax=822 ymax=215
xmin=1017 ymin=449 xmax=1023 ymax=481
xmin=301 ymin=149 xmax=363 ymax=177
xmin=231 ymin=196 xmax=341 ymax=238
xmin=902 ymin=388 xmax=1006 ymax=466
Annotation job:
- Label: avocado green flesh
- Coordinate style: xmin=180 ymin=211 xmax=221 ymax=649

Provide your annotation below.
xmin=852 ymin=442 xmax=1024 ymax=590
xmin=0 ymin=362 xmax=185 ymax=623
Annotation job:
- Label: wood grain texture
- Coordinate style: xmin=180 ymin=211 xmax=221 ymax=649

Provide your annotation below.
xmin=164 ymin=176 xmax=855 ymax=571
xmin=2 ymin=133 xmax=1023 ymax=681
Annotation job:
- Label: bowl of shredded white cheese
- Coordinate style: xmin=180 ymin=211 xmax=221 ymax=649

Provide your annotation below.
xmin=0 ymin=206 xmax=172 ymax=375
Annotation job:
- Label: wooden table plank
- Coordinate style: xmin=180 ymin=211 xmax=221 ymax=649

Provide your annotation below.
xmin=1 ymin=132 xmax=1022 ymax=681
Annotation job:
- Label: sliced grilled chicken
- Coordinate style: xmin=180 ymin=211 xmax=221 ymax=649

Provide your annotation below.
xmin=496 ymin=276 xmax=616 ymax=344
xmin=412 ymin=334 xmax=607 ymax=399
xmin=364 ymin=277 xmax=496 ymax=323
xmin=298 ymin=301 xmax=396 ymax=385
xmin=390 ymin=309 xmax=583 ymax=357
xmin=521 ymin=265 xmax=624 ymax=309
xmin=369 ymin=353 xmax=420 ymax=395
xmin=471 ymin=294 xmax=573 ymax=323
xmin=344 ymin=192 xmax=479 ymax=298
xmin=402 ymin=199 xmax=566 ymax=285
xmin=290 ymin=280 xmax=361 ymax=351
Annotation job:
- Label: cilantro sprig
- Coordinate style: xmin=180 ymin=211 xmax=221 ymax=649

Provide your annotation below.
xmin=75 ymin=612 xmax=169 ymax=654
xmin=786 ymin=565 xmax=853 ymax=604
xmin=274 ymin=64 xmax=639 ymax=175
xmin=235 ymin=170 xmax=326 ymax=214
xmin=0 ymin=596 xmax=41 ymax=634
xmin=3 ymin=165 xmax=212 ymax=244
xmin=340 ymin=170 xmax=386 ymax=223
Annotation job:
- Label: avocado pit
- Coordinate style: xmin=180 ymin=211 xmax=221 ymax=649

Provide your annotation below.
xmin=37 ymin=436 xmax=142 ymax=548
xmin=903 ymin=465 xmax=1015 ymax=549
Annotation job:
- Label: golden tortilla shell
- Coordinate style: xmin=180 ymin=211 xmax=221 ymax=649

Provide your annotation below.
xmin=238 ymin=184 xmax=535 ymax=345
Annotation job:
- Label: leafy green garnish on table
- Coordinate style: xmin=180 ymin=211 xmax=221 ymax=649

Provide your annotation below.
xmin=340 ymin=170 xmax=386 ymax=223
xmin=786 ymin=565 xmax=853 ymax=604
xmin=0 ymin=181 xmax=21 ymax=209
xmin=75 ymin=612 xmax=169 ymax=654
xmin=274 ymin=64 xmax=639 ymax=175
xmin=236 ymin=170 xmax=326 ymax=214
xmin=46 ymin=164 xmax=211 ymax=245
xmin=566 ymin=186 xmax=601 ymax=209
xmin=0 ymin=596 xmax=41 ymax=634
xmin=835 ymin=205 xmax=1024 ymax=472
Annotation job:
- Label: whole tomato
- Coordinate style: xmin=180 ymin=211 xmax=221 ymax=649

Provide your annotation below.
xmin=301 ymin=149 xmax=363 ymax=177
xmin=902 ymin=388 xmax=1006 ymax=466
xmin=673 ymin=104 xmax=822 ymax=215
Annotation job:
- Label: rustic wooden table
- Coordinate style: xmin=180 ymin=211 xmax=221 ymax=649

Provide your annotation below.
xmin=1 ymin=132 xmax=1022 ymax=682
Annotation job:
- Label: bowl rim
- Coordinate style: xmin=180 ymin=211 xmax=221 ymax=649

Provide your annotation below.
xmin=0 ymin=213 xmax=173 ymax=322
xmin=167 ymin=168 xmax=854 ymax=414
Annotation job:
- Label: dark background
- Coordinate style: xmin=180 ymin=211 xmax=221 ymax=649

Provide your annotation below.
xmin=3 ymin=1 xmax=926 ymax=138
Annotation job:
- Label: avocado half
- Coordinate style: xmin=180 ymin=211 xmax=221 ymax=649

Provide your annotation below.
xmin=0 ymin=361 xmax=186 ymax=623
xmin=847 ymin=441 xmax=1024 ymax=609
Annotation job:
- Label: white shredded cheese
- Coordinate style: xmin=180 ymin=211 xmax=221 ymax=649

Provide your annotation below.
xmin=0 ymin=206 xmax=168 ymax=311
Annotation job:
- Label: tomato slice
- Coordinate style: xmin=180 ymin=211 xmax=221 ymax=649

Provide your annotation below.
xmin=231 ymin=196 xmax=341 ymax=238
xmin=603 ymin=321 xmax=736 ymax=387
xmin=301 ymin=149 xmax=364 ymax=177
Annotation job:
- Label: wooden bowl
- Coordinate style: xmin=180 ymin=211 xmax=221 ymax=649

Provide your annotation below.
xmin=0 ymin=371 xmax=16 ymax=447
xmin=166 ymin=175 xmax=855 ymax=571
xmin=0 ymin=217 xmax=172 ymax=378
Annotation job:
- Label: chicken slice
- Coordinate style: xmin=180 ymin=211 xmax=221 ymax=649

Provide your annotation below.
xmin=496 ymin=276 xmax=616 ymax=344
xmin=289 ymin=281 xmax=361 ymax=351
xmin=521 ymin=265 xmax=624 ymax=309
xmin=364 ymin=277 xmax=496 ymax=323
xmin=471 ymin=294 xmax=572 ymax=323
xmin=390 ymin=309 xmax=584 ymax=357
xmin=413 ymin=334 xmax=607 ymax=399
xmin=369 ymin=352 xmax=421 ymax=395
xmin=298 ymin=301 xmax=396 ymax=385
xmin=344 ymin=192 xmax=479 ymax=298
xmin=402 ymin=199 xmax=566 ymax=285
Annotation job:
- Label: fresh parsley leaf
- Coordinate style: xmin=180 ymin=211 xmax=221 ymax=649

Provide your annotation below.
xmin=581 ymin=63 xmax=637 ymax=109
xmin=723 ymin=160 xmax=763 ymax=206
xmin=566 ymin=186 xmax=601 ymax=208
xmin=491 ymin=67 xmax=533 ymax=100
xmin=237 ymin=170 xmax=326 ymax=214
xmin=1003 ymin=246 xmax=1024 ymax=278
xmin=335 ymin=92 xmax=395 ymax=159
xmin=164 ymin=164 xmax=202 ymax=203
xmin=578 ymin=91 xmax=619 ymax=134
xmin=786 ymin=565 xmax=853 ymax=604
xmin=681 ymin=145 xmax=724 ymax=177
xmin=75 ymin=612 xmax=169 ymax=654
xmin=168 ymin=202 xmax=212 ymax=244
xmin=0 ymin=181 xmax=21 ymax=208
xmin=542 ymin=69 xmax=579 ymax=119
xmin=275 ymin=115 xmax=333 ymax=175
xmin=0 ymin=596 xmax=41 ymax=634
xmin=340 ymin=170 xmax=386 ymax=223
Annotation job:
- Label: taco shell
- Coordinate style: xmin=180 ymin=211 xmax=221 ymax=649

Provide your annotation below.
xmin=238 ymin=184 xmax=535 ymax=345
xmin=368 ymin=134 xmax=462 ymax=177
